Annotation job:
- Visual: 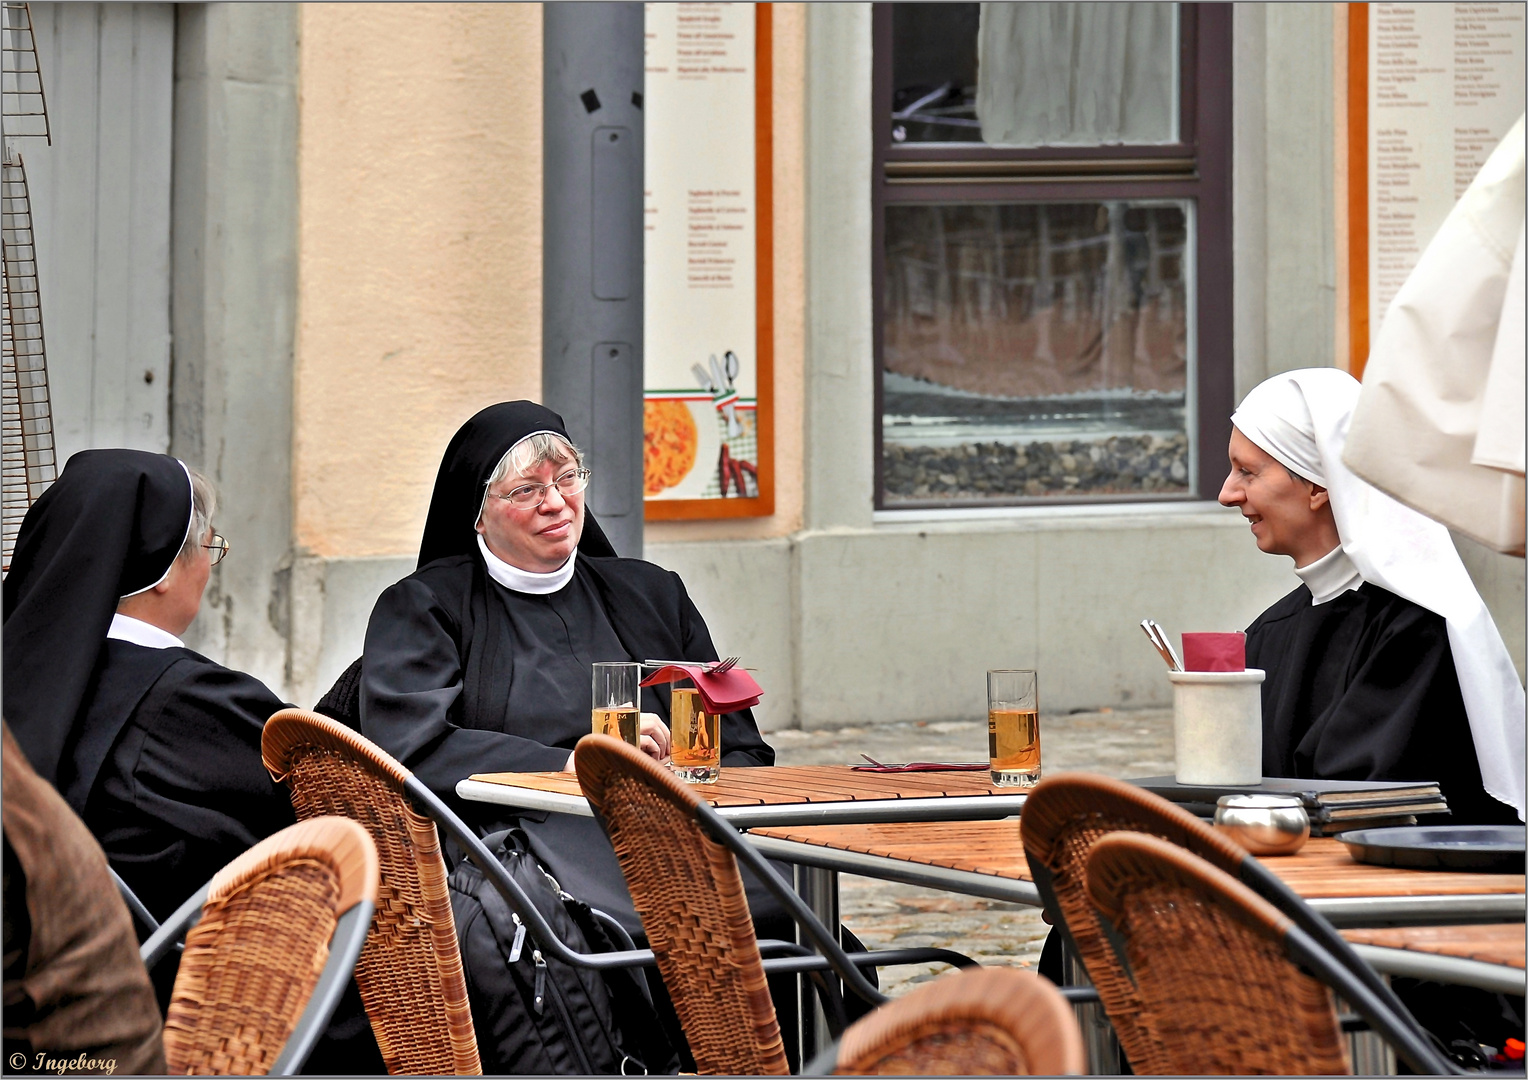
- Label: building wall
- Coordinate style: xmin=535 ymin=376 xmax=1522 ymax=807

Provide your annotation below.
xmin=172 ymin=1 xmax=1524 ymax=723
xmin=294 ymin=2 xmax=545 ymax=561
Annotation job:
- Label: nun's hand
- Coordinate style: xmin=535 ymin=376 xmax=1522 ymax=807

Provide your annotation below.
xmin=639 ymin=711 xmax=671 ymax=762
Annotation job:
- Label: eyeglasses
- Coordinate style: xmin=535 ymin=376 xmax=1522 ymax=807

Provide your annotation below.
xmin=203 ymin=534 xmax=230 ymax=566
xmin=488 ymin=468 xmax=592 ymax=509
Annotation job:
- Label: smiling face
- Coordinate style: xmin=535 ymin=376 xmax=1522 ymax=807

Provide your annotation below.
xmin=1218 ymin=427 xmax=1339 ymax=567
xmin=475 ymin=453 xmax=586 ymax=574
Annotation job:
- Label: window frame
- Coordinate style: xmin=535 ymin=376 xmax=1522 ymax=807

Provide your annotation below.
xmin=870 ymin=2 xmax=1234 ymax=510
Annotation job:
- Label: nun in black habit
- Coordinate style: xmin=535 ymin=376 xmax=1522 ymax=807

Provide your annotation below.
xmin=1221 ymin=369 xmax=1524 ymax=826
xmin=357 ymin=401 xmax=778 ymax=929
xmin=2 ymin=449 xmax=383 ymax=1073
xmin=2 ymin=450 xmax=297 ymax=919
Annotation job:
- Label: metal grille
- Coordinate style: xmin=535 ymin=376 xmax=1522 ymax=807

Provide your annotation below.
xmin=1 ymin=2 xmax=49 ymax=143
xmin=2 ymin=150 xmax=55 ymax=569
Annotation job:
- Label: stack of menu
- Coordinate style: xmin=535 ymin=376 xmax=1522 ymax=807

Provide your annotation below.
xmin=1128 ymin=776 xmax=1449 ymax=836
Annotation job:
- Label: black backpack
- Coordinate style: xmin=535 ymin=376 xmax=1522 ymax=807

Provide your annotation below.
xmin=448 ymin=829 xmax=680 ymax=1075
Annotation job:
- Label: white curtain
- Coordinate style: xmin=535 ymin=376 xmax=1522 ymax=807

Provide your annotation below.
xmin=975 ymin=2 xmax=1177 ymax=148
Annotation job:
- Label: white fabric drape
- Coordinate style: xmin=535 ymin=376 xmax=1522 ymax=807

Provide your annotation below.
xmin=1234 ymin=368 xmax=1526 ymax=822
xmin=1344 ymin=116 xmax=1526 ymax=556
xmin=975 ymin=2 xmax=1177 ymax=148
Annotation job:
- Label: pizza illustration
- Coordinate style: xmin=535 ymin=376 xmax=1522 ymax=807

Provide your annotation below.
xmin=643 ymin=400 xmax=699 ymax=495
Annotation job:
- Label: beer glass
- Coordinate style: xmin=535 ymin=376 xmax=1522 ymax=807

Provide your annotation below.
xmin=987 ymin=669 xmax=1041 ymax=787
xmin=668 ymin=679 xmax=721 ymax=784
xmin=592 ymin=662 xmax=641 ymax=748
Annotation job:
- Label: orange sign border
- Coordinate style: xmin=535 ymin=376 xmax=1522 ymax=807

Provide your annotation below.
xmin=1346 ymin=3 xmax=1370 ymax=380
xmin=645 ymin=3 xmax=775 ymax=521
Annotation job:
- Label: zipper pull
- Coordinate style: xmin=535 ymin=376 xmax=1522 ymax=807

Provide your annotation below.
xmin=532 ymin=950 xmax=547 ymax=1015
xmin=508 ymin=913 xmax=527 ymax=964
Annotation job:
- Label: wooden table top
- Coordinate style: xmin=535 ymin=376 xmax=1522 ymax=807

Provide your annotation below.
xmin=467 ymin=764 xmax=1011 ymax=807
xmin=1341 ymin=924 xmax=1526 ymax=969
xmin=744 ymin=820 xmax=1528 ymax=901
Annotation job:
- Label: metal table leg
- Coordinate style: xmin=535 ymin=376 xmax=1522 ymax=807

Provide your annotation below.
xmin=795 ymin=863 xmax=840 ymax=1065
xmin=1062 ymin=936 xmax=1122 ymax=1074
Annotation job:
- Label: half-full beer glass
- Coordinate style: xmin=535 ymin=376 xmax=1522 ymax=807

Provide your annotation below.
xmin=592 ymin=662 xmax=641 ymax=748
xmin=668 ymin=679 xmax=721 ymax=784
xmin=987 ymin=670 xmax=1041 ymax=787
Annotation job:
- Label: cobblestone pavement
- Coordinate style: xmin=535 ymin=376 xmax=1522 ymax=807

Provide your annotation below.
xmin=769 ymin=708 xmax=1175 ymax=996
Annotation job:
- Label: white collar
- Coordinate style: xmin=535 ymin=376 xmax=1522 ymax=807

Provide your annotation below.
xmin=477 ymin=534 xmax=577 ymax=595
xmin=107 ymin=612 xmax=185 ymax=650
xmin=1293 ymin=545 xmax=1365 ymax=606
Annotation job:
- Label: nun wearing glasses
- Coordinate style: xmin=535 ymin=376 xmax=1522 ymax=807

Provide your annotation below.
xmin=2 ymin=450 xmax=298 ymax=924
xmin=355 ymin=402 xmax=774 ymax=920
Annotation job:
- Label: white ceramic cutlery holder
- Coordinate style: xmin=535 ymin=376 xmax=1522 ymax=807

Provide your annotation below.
xmin=1169 ymin=669 xmax=1265 ymax=785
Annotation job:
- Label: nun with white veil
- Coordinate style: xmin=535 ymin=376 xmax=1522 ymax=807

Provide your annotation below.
xmin=1219 ymin=368 xmax=1524 ymax=826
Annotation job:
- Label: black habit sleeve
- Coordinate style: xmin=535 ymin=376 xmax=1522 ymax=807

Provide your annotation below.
xmin=1248 ymin=583 xmax=1512 ymax=825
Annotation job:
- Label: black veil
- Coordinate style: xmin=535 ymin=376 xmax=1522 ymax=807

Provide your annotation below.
xmin=2 ymin=449 xmax=194 ymax=784
xmin=415 ymin=400 xmax=617 ymax=570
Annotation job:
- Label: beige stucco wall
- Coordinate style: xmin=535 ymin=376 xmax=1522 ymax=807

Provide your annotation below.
xmin=294 ymin=3 xmax=544 ymax=559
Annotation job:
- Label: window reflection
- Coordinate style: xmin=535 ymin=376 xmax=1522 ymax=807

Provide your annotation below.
xmin=881 ymin=201 xmax=1193 ymax=503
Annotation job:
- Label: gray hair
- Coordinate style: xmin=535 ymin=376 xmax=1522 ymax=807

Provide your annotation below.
xmin=485 ymin=432 xmax=584 ymax=490
xmin=177 ymin=466 xmax=217 ymax=559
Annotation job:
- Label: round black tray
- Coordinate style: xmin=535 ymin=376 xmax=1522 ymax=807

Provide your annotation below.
xmin=1338 ymin=825 xmax=1526 ymax=873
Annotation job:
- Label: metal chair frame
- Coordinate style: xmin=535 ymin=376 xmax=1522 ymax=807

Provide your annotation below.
xmin=140 ymin=842 xmax=375 ymax=1076
xmin=400 ymin=769 xmax=992 ymax=1037
xmin=1084 ymin=831 xmax=1461 ymax=1076
xmin=1020 ymin=773 xmax=1464 ymax=1075
xmin=258 ymin=710 xmax=989 ymax=1035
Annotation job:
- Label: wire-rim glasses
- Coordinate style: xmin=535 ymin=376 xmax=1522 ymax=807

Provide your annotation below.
xmin=488 ymin=468 xmax=592 ymax=509
xmin=203 ymin=534 xmax=230 ymax=566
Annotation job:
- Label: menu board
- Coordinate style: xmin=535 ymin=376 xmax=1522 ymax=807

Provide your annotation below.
xmin=642 ymin=3 xmax=774 ymax=519
xmin=1351 ymin=3 xmax=1525 ymax=372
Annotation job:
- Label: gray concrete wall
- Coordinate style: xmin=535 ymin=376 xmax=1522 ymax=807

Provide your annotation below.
xmin=171 ymin=3 xmax=299 ymax=696
xmin=1233 ymin=2 xmax=1338 ymax=401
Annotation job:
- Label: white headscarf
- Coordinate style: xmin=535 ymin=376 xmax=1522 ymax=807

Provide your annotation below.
xmin=1232 ymin=368 xmax=1525 ymax=820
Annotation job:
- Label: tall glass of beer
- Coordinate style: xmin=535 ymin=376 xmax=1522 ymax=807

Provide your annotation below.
xmin=592 ymin=662 xmax=641 ymax=748
xmin=987 ymin=669 xmax=1041 ymax=787
xmin=668 ymin=679 xmax=721 ymax=784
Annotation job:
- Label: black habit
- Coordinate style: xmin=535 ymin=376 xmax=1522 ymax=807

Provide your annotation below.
xmin=63 ymin=640 xmax=297 ymax=923
xmin=1247 ymin=581 xmax=1516 ymax=825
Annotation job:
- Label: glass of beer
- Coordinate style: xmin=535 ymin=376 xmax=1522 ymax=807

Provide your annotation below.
xmin=988 ymin=669 xmax=1041 ymax=787
xmin=668 ymin=679 xmax=721 ymax=784
xmin=592 ymin=662 xmax=641 ymax=748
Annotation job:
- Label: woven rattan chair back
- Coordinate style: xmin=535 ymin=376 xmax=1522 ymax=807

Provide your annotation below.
xmin=1017 ymin=772 xmax=1249 ymax=1072
xmin=262 ymin=709 xmax=482 ymax=1076
xmin=832 ymin=966 xmax=1085 ymax=1075
xmin=163 ymin=816 xmax=379 ymax=1075
xmin=575 ymin=733 xmax=790 ymax=1076
xmin=1085 ymin=831 xmax=1350 ymax=1075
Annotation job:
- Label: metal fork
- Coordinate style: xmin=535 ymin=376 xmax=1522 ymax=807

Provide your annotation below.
xmin=643 ymin=656 xmax=741 ymax=674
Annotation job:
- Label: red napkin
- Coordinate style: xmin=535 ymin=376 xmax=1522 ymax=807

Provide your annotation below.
xmin=640 ymin=664 xmax=763 ymax=714
xmin=1181 ymin=632 xmax=1246 ymax=672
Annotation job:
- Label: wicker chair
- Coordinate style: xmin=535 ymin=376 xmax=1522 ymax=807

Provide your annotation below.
xmin=145 ymin=816 xmax=378 ymax=1076
xmin=822 ymin=966 xmax=1086 ymax=1076
xmin=261 ymin=709 xmax=482 ymax=1076
xmin=574 ymin=733 xmax=916 ymax=1076
xmin=1018 ymin=772 xmax=1453 ymax=1075
xmin=1084 ymin=831 xmax=1361 ymax=1074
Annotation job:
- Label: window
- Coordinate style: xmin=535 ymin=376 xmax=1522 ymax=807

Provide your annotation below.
xmin=873 ymin=3 xmax=1232 ymax=508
